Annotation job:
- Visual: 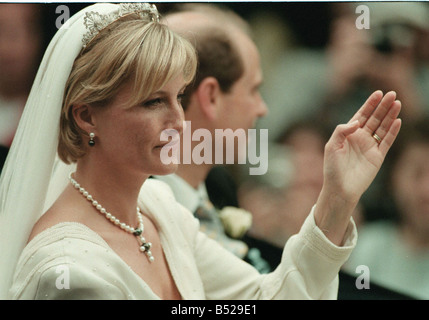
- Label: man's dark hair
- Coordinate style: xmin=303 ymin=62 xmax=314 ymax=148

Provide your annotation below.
xmin=165 ymin=3 xmax=252 ymax=110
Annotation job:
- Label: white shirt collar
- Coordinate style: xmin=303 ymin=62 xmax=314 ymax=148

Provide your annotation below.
xmin=153 ymin=174 xmax=208 ymax=213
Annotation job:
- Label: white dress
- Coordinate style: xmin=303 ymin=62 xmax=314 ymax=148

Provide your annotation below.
xmin=8 ymin=179 xmax=357 ymax=300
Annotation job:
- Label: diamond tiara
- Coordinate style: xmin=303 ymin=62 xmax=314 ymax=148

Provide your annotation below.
xmin=82 ymin=3 xmax=160 ymax=49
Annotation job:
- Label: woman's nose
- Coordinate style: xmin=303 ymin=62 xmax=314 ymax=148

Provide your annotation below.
xmin=170 ymin=100 xmax=185 ymax=134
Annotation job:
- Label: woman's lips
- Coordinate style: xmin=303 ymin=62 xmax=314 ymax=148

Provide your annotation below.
xmin=156 ymin=130 xmax=181 ymax=148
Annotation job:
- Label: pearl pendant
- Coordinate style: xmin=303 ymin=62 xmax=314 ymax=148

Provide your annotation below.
xmin=133 ymin=228 xmax=142 ymax=236
xmin=139 ymin=238 xmax=154 ymax=261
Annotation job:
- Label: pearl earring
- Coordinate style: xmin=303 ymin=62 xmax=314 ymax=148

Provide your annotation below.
xmin=88 ymin=132 xmax=95 ymax=147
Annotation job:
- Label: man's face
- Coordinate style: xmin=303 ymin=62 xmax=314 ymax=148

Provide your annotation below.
xmin=215 ymin=32 xmax=268 ymax=163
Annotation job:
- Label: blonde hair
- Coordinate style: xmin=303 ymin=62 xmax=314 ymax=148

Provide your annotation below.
xmin=58 ymin=14 xmax=197 ymax=164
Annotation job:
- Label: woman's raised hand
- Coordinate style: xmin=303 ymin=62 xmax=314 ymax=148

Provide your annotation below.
xmin=314 ymin=91 xmax=402 ymax=245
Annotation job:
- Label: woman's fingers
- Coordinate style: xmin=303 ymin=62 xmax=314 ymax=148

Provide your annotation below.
xmin=348 ymin=90 xmax=383 ymax=125
xmin=328 ymin=120 xmax=360 ymax=149
xmin=363 ymin=91 xmax=398 ymax=135
xmin=348 ymin=90 xmax=401 ymax=154
xmin=332 ymin=90 xmax=401 ymax=157
xmin=348 ymin=91 xmax=399 ymax=137
xmin=379 ymin=118 xmax=402 ymax=156
xmin=372 ymin=100 xmax=402 ymax=140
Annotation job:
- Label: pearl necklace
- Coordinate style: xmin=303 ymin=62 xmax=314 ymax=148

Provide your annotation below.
xmin=68 ymin=172 xmax=154 ymax=262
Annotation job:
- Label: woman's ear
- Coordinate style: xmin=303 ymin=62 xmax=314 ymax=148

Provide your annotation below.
xmin=72 ymin=103 xmax=96 ymax=135
xmin=194 ymin=76 xmax=222 ymax=121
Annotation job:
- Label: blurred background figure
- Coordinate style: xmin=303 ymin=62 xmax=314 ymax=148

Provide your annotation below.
xmin=342 ymin=116 xmax=429 ymax=299
xmin=0 ymin=4 xmax=44 ymax=171
xmin=257 ymin=2 xmax=429 ymax=142
xmin=320 ymin=1 xmax=429 ymax=128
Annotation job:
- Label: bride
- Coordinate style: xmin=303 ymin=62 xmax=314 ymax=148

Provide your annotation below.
xmin=0 ymin=3 xmax=401 ymax=300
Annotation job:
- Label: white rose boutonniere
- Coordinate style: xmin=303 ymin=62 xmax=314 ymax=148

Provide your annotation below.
xmin=219 ymin=206 xmax=252 ymax=239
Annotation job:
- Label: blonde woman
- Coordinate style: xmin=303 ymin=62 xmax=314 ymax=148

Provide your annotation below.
xmin=0 ymin=3 xmax=401 ymax=300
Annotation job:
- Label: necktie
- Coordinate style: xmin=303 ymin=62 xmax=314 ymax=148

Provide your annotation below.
xmin=195 ymin=198 xmax=248 ymax=258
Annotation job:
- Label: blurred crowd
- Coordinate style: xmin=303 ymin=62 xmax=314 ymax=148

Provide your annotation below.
xmin=1 ymin=2 xmax=429 ymax=299
xmin=0 ymin=4 xmax=43 ymax=171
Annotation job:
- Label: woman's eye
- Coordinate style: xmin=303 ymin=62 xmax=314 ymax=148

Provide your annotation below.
xmin=177 ymin=93 xmax=185 ymax=103
xmin=142 ymin=98 xmax=162 ymax=107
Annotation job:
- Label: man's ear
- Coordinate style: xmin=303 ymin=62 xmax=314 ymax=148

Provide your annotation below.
xmin=72 ymin=103 xmax=96 ymax=134
xmin=194 ymin=77 xmax=222 ymax=121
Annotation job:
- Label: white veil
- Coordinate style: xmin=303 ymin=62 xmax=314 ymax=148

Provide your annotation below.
xmin=0 ymin=3 xmax=126 ymax=299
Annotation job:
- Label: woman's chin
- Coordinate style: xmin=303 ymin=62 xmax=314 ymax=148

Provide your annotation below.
xmin=153 ymin=162 xmax=179 ymax=176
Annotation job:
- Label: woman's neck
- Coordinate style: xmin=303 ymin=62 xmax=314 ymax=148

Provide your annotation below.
xmin=74 ymin=158 xmax=148 ymax=226
xmin=175 ymin=162 xmax=212 ymax=189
